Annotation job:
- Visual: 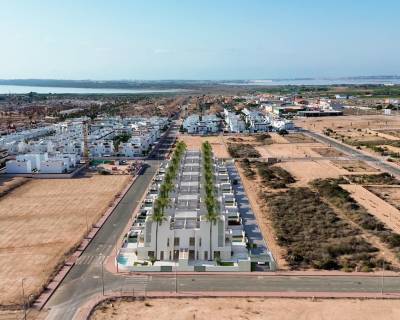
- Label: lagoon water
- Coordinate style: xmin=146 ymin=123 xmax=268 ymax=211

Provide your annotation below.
xmin=0 ymin=85 xmax=185 ymax=94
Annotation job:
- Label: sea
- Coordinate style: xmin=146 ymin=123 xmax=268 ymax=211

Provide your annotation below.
xmin=0 ymin=85 xmax=186 ymax=94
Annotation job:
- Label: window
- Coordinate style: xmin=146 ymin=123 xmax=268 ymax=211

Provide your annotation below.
xmin=160 ymin=251 xmax=164 ymax=260
xmin=148 ymin=251 xmax=154 ymax=258
xmin=189 ymin=237 xmax=195 ymax=246
xmin=199 ymin=237 xmax=202 ymax=247
xmin=174 ymin=237 xmax=180 ymax=246
xmin=167 ymin=238 xmax=170 ymax=247
xmin=204 ymin=251 xmax=208 ymax=260
xmin=214 ymin=251 xmax=220 ymax=259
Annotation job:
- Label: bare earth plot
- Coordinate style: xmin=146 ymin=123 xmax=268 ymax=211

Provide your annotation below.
xmin=256 ymin=143 xmax=324 ymax=159
xmin=311 ymin=147 xmax=345 ymax=157
xmin=0 ymin=174 xmax=130 ymax=308
xmin=341 ymin=184 xmax=400 ymax=235
xmin=277 ymin=160 xmax=347 ymax=186
xmin=295 ymin=115 xmax=400 ymax=133
xmin=367 ymin=186 xmax=400 ymax=211
xmin=91 ymin=298 xmax=400 ymax=320
xmin=178 ymin=134 xmax=229 ymax=158
xmin=331 ymin=160 xmax=380 ymax=173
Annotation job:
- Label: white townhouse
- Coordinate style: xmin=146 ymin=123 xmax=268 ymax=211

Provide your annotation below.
xmin=119 ymin=150 xmax=252 ymax=271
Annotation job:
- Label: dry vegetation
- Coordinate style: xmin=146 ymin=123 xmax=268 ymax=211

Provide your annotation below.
xmin=331 ymin=160 xmax=379 ymax=173
xmin=284 ymin=133 xmax=316 ymax=143
xmin=312 ymin=178 xmax=400 ymax=266
xmin=0 ymin=174 xmax=130 ymax=308
xmin=90 ymin=297 xmax=400 ymax=320
xmin=263 ymin=187 xmax=379 ymax=271
xmin=311 ymin=147 xmax=345 ymax=157
xmin=0 ymin=177 xmax=28 ymax=198
xmin=227 ymin=143 xmax=261 ymax=158
xmin=346 ymin=173 xmax=399 ymax=185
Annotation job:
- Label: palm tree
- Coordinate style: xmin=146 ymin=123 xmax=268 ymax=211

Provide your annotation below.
xmin=205 ymin=199 xmax=218 ymax=261
xmin=152 ymin=200 xmax=166 ymax=261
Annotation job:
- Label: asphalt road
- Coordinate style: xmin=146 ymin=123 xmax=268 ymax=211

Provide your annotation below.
xmin=304 ymin=130 xmax=400 ymax=178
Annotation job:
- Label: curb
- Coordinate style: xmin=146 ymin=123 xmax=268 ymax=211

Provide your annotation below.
xmin=73 ymin=290 xmax=400 ymax=320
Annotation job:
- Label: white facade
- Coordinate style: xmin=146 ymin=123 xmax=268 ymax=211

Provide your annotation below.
xmin=223 ymin=109 xmax=246 ymax=133
xmin=6 ymin=159 xmax=32 ymax=173
xmin=119 ymin=150 xmax=251 ymax=271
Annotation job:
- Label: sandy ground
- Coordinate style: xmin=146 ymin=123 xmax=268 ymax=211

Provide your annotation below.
xmin=341 ymin=184 xmax=400 ymax=234
xmin=0 ymin=174 xmax=130 ymax=307
xmin=90 ymin=298 xmax=400 ymax=320
xmin=256 ymin=143 xmax=325 ymax=158
xmin=270 ymin=132 xmax=289 ymax=143
xmin=331 ymin=160 xmax=380 ymax=173
xmin=277 ymin=160 xmax=347 ymax=186
xmin=295 ymin=115 xmax=400 ymax=133
xmin=178 ymin=134 xmax=229 ymax=158
xmin=368 ymin=186 xmax=400 ymax=211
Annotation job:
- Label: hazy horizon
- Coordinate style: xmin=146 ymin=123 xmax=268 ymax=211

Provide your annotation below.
xmin=1 ymin=0 xmax=400 ymax=80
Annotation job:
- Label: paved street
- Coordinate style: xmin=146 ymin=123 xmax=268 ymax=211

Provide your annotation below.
xmin=226 ymin=162 xmax=271 ymax=260
xmin=304 ymin=129 xmax=400 ymax=178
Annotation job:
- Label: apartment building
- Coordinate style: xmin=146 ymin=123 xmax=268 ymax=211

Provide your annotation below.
xmin=223 ymin=109 xmax=246 ymax=133
xmin=182 ymin=114 xmax=222 ymax=134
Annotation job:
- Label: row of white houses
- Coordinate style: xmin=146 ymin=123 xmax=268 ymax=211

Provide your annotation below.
xmin=118 ymin=150 xmax=253 ymax=271
xmin=6 ymin=152 xmax=80 ymax=174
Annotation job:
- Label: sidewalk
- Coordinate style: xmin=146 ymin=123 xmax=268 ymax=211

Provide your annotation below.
xmin=73 ymin=290 xmax=400 ymax=320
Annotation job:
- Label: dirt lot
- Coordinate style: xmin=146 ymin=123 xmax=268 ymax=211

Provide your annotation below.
xmin=341 ymin=184 xmax=400 ymax=234
xmin=284 ymin=133 xmax=316 ymax=143
xmin=256 ymin=143 xmax=325 ymax=158
xmin=0 ymin=174 xmax=130 ymax=307
xmin=295 ymin=115 xmax=400 ymax=133
xmin=376 ymin=129 xmax=400 ymax=139
xmin=178 ymin=134 xmax=229 ymax=158
xmin=367 ymin=186 xmax=400 ymax=211
xmin=91 ymin=298 xmax=400 ymax=320
xmin=331 ymin=160 xmax=380 ymax=173
xmin=311 ymin=147 xmax=345 ymax=157
xmin=277 ymin=160 xmax=347 ymax=186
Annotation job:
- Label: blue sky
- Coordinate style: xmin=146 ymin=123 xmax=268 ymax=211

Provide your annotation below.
xmin=0 ymin=0 xmax=399 ymax=80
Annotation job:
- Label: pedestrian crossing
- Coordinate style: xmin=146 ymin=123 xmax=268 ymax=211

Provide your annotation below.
xmin=75 ymin=255 xmax=105 ymax=265
xmin=118 ymin=276 xmax=150 ymax=296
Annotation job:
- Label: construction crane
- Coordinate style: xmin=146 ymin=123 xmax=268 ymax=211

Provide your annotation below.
xmin=82 ymin=120 xmax=90 ymax=163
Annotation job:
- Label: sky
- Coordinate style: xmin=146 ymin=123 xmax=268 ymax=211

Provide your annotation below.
xmin=0 ymin=0 xmax=399 ymax=80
